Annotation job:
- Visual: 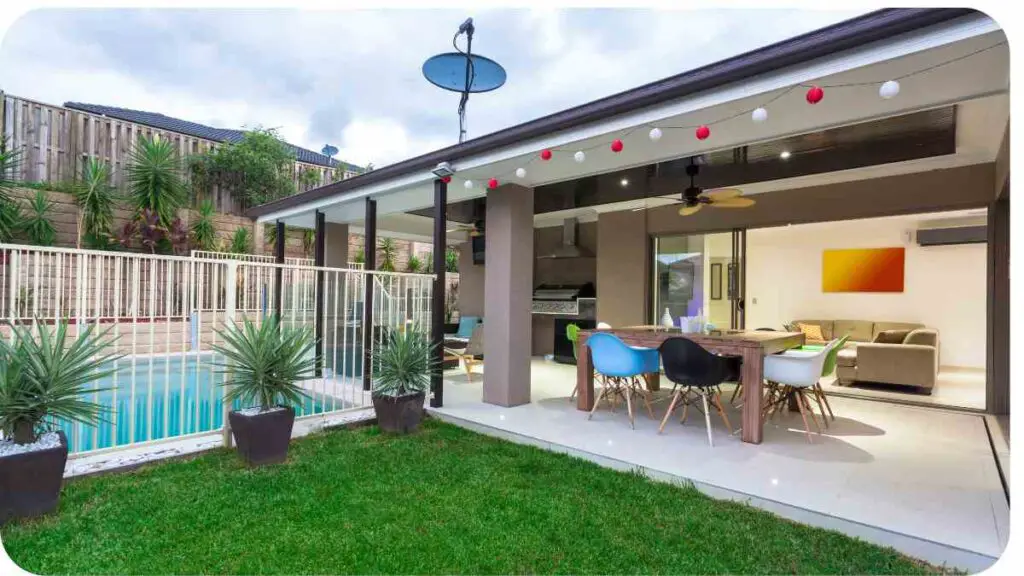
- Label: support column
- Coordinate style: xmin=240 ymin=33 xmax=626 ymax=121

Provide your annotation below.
xmin=430 ymin=179 xmax=447 ymax=408
xmin=483 ymin=184 xmax=534 ymax=407
xmin=362 ymin=198 xmax=377 ymax=391
xmin=314 ymin=211 xmax=326 ymax=377
xmin=274 ymin=220 xmax=285 ymax=319
xmin=986 ymin=189 xmax=1009 ymax=414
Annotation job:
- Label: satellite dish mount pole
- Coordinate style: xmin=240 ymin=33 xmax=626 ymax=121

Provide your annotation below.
xmin=457 ymin=18 xmax=475 ymax=143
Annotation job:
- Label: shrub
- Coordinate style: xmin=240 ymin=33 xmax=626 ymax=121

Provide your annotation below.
xmin=20 ymin=190 xmax=57 ymax=246
xmin=74 ymin=158 xmax=117 ymax=249
xmin=127 ymin=135 xmax=187 ymax=226
xmin=377 ymin=237 xmax=397 ymax=272
xmin=0 ymin=321 xmax=120 ymax=444
xmin=213 ymin=317 xmax=316 ymax=410
xmin=188 ymin=128 xmax=296 ymax=207
xmin=405 ymin=254 xmax=423 ymax=273
xmin=372 ymin=329 xmax=437 ymax=398
xmin=229 ymin=227 xmax=251 ymax=255
xmin=190 ymin=199 xmax=217 ymax=252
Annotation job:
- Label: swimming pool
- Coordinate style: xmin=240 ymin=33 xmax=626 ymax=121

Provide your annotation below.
xmin=56 ymin=354 xmax=341 ymax=454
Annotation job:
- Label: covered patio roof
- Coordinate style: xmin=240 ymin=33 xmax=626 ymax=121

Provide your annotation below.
xmin=247 ymin=8 xmax=1005 ymax=233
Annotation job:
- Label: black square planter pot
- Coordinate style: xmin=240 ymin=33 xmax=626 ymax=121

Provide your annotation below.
xmin=228 ymin=406 xmax=296 ymax=466
xmin=0 ymin=431 xmax=69 ymax=525
xmin=372 ymin=392 xmax=425 ymax=434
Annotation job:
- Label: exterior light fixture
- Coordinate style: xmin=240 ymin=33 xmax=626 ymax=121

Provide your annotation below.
xmin=432 ymin=161 xmax=455 ymax=179
xmin=620 ymin=178 xmax=629 ymax=187
xmin=779 ymin=150 xmax=791 ymax=160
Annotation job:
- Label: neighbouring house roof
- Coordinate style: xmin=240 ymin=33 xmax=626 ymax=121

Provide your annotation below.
xmin=246 ymin=7 xmax=977 ymax=220
xmin=63 ymin=101 xmax=363 ymax=172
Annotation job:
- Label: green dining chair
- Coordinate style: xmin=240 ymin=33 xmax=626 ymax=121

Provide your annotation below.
xmin=813 ymin=334 xmax=849 ymax=424
xmin=566 ymin=323 xmax=581 ymax=400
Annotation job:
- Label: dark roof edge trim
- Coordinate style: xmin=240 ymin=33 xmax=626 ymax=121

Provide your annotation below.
xmin=248 ymin=8 xmax=979 ymax=219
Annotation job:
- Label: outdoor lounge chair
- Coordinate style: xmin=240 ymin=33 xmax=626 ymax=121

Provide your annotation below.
xmin=444 ymin=324 xmax=484 ymax=381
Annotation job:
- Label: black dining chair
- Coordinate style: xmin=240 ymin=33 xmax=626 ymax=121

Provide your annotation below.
xmin=657 ymin=337 xmax=742 ymax=447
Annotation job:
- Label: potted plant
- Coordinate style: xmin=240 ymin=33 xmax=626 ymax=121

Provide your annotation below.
xmin=0 ymin=321 xmax=119 ymax=524
xmin=214 ymin=317 xmax=316 ymax=466
xmin=371 ymin=328 xmax=437 ymax=434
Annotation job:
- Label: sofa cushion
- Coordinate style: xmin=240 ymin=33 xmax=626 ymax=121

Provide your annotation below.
xmin=792 ymin=320 xmax=833 ymax=340
xmin=873 ymin=329 xmax=911 ymax=344
xmin=836 ymin=348 xmax=858 ymax=367
xmin=904 ymin=328 xmax=938 ymax=347
xmin=795 ymin=323 xmax=825 ymax=341
xmin=833 ymin=320 xmax=874 ymax=342
xmin=872 ymin=321 xmax=924 ymax=341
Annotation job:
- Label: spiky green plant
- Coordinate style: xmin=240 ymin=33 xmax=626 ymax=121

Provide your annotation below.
xmin=213 ymin=317 xmax=316 ymax=410
xmin=0 ymin=321 xmax=121 ymax=444
xmin=0 ymin=198 xmax=23 ymax=243
xmin=372 ymin=328 xmax=437 ymax=398
xmin=20 ymin=190 xmax=56 ymax=246
xmin=1 ymin=136 xmax=24 ymax=205
xmin=126 ymin=135 xmax=186 ymax=226
xmin=229 ymin=226 xmax=251 ymax=255
xmin=264 ymin=223 xmax=277 ymax=248
xmin=302 ymin=229 xmax=315 ymax=258
xmin=405 ymin=254 xmax=423 ymax=273
xmin=377 ymin=237 xmax=397 ymax=272
xmin=74 ymin=158 xmax=117 ymax=249
xmin=445 ymin=247 xmax=459 ymax=273
xmin=190 ymin=198 xmax=217 ymax=252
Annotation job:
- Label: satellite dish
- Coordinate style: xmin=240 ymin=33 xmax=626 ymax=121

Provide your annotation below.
xmin=422 ymin=17 xmax=507 ymax=143
xmin=321 ymin=144 xmax=338 ymax=158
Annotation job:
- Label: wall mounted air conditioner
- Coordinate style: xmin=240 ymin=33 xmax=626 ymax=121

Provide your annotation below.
xmin=915 ymin=226 xmax=987 ymax=247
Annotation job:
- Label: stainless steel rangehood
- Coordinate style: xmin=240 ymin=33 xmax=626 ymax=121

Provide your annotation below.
xmin=537 ymin=217 xmax=594 ymax=259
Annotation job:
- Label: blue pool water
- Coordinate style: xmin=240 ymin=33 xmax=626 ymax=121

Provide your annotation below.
xmin=56 ymin=355 xmax=337 ymax=454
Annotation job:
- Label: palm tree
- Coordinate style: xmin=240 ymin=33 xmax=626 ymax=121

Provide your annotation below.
xmin=126 ymin=134 xmax=186 ymax=226
xmin=190 ymin=198 xmax=217 ymax=251
xmin=74 ymin=158 xmax=117 ymax=248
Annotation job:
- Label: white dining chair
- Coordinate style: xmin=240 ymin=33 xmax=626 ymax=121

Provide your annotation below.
xmin=762 ymin=339 xmax=840 ymax=443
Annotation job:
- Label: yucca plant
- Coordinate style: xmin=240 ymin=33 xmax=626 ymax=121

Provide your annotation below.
xmin=127 ymin=134 xmax=186 ymax=226
xmin=1 ymin=136 xmax=24 ymax=205
xmin=377 ymin=237 xmax=397 ymax=272
xmin=0 ymin=321 xmax=120 ymax=444
xmin=190 ymin=198 xmax=217 ymax=251
xmin=20 ymin=190 xmax=56 ymax=246
xmin=302 ymin=229 xmax=315 ymax=258
xmin=74 ymin=158 xmax=117 ymax=249
xmin=0 ymin=199 xmax=23 ymax=244
xmin=405 ymin=254 xmax=423 ymax=273
xmin=372 ymin=328 xmax=437 ymax=398
xmin=213 ymin=317 xmax=316 ymax=410
xmin=229 ymin=226 xmax=251 ymax=254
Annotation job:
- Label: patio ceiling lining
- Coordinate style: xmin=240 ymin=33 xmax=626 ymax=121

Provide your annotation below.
xmin=256 ymin=10 xmax=1003 ymax=230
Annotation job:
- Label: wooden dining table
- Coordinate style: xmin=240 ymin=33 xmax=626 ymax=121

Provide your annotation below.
xmin=575 ymin=327 xmax=805 ymax=444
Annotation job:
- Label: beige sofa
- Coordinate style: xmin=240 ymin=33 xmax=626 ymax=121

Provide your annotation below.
xmin=789 ymin=319 xmax=939 ymax=392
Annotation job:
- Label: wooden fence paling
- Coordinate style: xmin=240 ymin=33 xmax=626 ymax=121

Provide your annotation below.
xmin=1 ymin=92 xmax=352 ymax=214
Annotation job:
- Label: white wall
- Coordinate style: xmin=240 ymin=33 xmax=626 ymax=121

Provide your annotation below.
xmin=745 ymin=216 xmax=987 ymax=368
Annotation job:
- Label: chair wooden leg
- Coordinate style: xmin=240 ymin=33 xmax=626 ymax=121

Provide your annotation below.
xmin=712 ymin=392 xmax=733 ymax=434
xmin=810 ymin=386 xmax=829 ymax=429
xmin=700 ymin=392 xmax=714 ymax=447
xmin=659 ymin=391 xmax=682 ymax=434
xmin=816 ymin=383 xmax=835 ymax=421
xmin=624 ymin=382 xmax=635 ymax=429
xmin=793 ymin=389 xmax=814 ymax=443
xmin=588 ymin=386 xmax=607 ymax=420
xmin=801 ymin=390 xmax=823 ymax=434
xmin=730 ymin=380 xmax=743 ymax=405
xmin=463 ymin=358 xmax=473 ymax=382
xmin=635 ymin=378 xmax=655 ymax=419
xmin=680 ymin=393 xmax=690 ymax=424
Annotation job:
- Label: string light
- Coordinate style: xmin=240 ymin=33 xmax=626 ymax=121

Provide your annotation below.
xmin=467 ymin=41 xmax=1004 ymax=186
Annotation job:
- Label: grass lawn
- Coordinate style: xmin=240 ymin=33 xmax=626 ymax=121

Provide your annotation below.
xmin=2 ymin=419 xmax=941 ymax=574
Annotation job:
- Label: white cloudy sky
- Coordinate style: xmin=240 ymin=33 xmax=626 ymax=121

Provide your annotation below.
xmin=1 ymin=8 xmax=870 ymax=168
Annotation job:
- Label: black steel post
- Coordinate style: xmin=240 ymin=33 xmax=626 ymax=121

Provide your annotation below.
xmin=314 ymin=211 xmax=326 ymax=377
xmin=362 ymin=198 xmax=377 ymax=391
xmin=274 ymin=220 xmax=285 ymax=321
xmin=430 ymin=178 xmax=447 ymax=408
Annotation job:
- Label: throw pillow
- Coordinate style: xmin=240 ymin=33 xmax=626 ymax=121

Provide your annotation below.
xmin=873 ymin=329 xmax=910 ymax=344
xmin=796 ymin=323 xmax=825 ymax=341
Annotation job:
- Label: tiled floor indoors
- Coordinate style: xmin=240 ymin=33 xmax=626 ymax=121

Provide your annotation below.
xmin=431 ymin=358 xmax=1008 ymax=572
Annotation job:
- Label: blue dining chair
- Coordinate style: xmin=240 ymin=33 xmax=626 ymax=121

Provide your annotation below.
xmin=585 ymin=332 xmax=660 ymax=429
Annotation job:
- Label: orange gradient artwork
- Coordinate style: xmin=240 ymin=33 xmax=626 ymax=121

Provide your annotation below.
xmin=822 ymin=248 xmax=905 ymax=293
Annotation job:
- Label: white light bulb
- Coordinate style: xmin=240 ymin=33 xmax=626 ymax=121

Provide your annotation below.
xmin=515 ymin=167 xmax=526 ymax=179
xmin=574 ymin=151 xmax=586 ymax=163
xmin=751 ymin=107 xmax=768 ymax=123
xmin=879 ymin=80 xmax=900 ymax=99
xmin=648 ymin=127 xmax=663 ymax=142
xmin=464 ymin=180 xmax=474 ymax=189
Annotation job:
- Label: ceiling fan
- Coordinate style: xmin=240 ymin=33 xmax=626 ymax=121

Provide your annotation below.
xmin=446 ymin=221 xmax=482 ymax=236
xmin=676 ymin=158 xmax=756 ymax=216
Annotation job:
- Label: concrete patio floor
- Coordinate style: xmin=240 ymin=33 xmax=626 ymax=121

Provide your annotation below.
xmin=430 ymin=358 xmax=1008 ymax=572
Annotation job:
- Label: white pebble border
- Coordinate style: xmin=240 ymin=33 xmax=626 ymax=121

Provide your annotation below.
xmin=0 ymin=431 xmax=62 ymax=457
xmin=63 ymin=408 xmax=375 ymax=478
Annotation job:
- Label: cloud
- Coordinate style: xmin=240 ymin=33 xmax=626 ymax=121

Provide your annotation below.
xmin=0 ymin=8 xmax=868 ymax=167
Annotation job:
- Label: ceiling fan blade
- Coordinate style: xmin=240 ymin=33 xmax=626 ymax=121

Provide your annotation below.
xmin=710 ymin=198 xmax=756 ymax=208
xmin=703 ymin=188 xmax=743 ymax=200
xmin=678 ymin=204 xmax=703 ymax=216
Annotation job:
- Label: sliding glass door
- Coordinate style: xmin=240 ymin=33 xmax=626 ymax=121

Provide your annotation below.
xmin=651 ymin=229 xmax=746 ymax=330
